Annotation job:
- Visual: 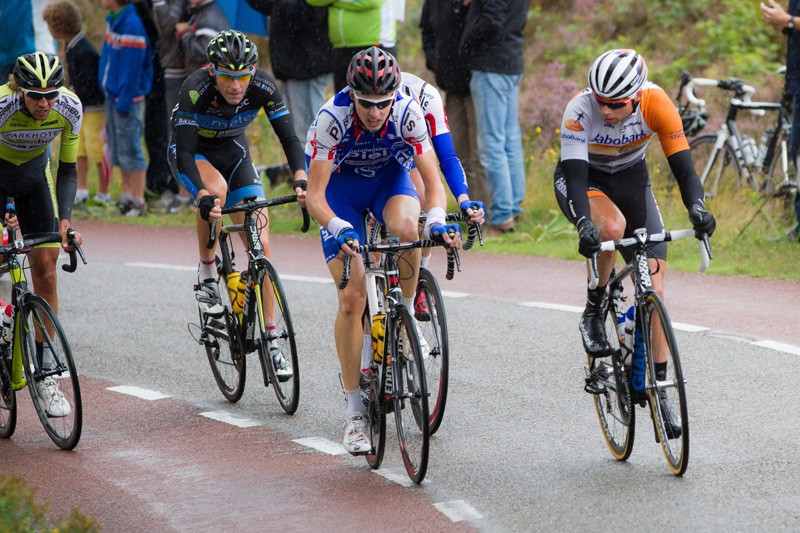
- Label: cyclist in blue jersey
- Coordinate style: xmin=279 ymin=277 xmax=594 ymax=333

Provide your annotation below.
xmin=169 ymin=30 xmax=307 ymax=381
xmin=306 ymin=47 xmax=462 ymax=454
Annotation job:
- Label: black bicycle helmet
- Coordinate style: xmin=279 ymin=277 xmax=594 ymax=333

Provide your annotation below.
xmin=589 ymin=49 xmax=648 ymax=100
xmin=13 ymin=52 xmax=64 ymax=89
xmin=346 ymin=46 xmax=401 ymax=95
xmin=206 ymin=30 xmax=258 ymax=71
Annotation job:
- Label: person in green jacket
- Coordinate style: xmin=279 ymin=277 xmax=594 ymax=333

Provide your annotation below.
xmin=306 ymin=0 xmax=397 ymax=91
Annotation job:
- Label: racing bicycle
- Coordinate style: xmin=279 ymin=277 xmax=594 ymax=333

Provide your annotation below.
xmin=583 ymin=227 xmax=710 ymax=476
xmin=197 ymin=195 xmax=308 ymax=414
xmin=0 ymin=211 xmax=86 ymax=450
xmin=339 ymin=231 xmax=460 ymax=484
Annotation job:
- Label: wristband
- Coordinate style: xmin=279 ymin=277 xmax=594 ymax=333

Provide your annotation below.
xmin=327 ymin=216 xmax=353 ymax=238
xmin=423 ymin=206 xmax=446 ymax=239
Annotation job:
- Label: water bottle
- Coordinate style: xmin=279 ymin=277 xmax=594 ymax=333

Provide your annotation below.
xmin=0 ymin=302 xmax=11 ymax=347
xmin=741 ymin=136 xmax=757 ymax=166
xmin=371 ymin=312 xmax=385 ymax=362
xmin=631 ymin=321 xmax=646 ymax=393
xmin=226 ymin=271 xmax=244 ymax=314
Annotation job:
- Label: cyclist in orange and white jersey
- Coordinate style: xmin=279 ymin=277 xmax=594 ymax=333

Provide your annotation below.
xmin=553 ymin=50 xmax=715 ymax=432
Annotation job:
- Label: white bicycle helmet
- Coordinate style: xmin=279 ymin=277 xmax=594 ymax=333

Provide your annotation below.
xmin=588 ymin=49 xmax=647 ymax=100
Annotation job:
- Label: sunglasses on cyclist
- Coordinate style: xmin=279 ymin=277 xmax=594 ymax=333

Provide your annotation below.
xmin=593 ymin=94 xmax=632 ymax=110
xmin=22 ymin=88 xmax=59 ymax=101
xmin=213 ymin=67 xmax=254 ymax=84
xmin=354 ymin=93 xmax=395 ymax=110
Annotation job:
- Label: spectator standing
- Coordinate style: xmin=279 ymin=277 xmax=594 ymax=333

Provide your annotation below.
xmin=42 ymin=0 xmax=110 ymax=206
xmin=762 ymin=0 xmax=800 ymax=241
xmin=245 ymin=0 xmax=333 ymax=141
xmin=460 ymin=0 xmax=530 ymax=235
xmin=153 ymin=0 xmax=187 ymax=119
xmin=99 ymin=0 xmax=153 ymax=216
xmin=176 ymin=0 xmax=231 ymax=75
xmin=306 ymin=0 xmax=396 ymax=92
xmin=0 ymin=1 xmax=36 ymax=80
xmin=420 ymin=0 xmax=488 ymax=205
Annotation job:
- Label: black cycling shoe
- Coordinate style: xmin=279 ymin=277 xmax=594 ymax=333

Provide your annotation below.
xmin=580 ymin=301 xmax=612 ymax=358
xmin=657 ymin=388 xmax=682 ymax=440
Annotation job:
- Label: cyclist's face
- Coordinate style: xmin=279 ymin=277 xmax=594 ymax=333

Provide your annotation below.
xmin=19 ymin=87 xmax=59 ymax=120
xmin=594 ymin=94 xmax=639 ymax=125
xmin=352 ymin=91 xmax=395 ymax=132
xmin=213 ymin=66 xmax=254 ymax=105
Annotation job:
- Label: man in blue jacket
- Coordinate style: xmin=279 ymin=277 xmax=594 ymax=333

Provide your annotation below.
xmin=99 ymin=0 xmax=153 ymax=216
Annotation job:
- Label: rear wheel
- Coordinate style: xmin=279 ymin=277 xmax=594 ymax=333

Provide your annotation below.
xmin=689 ymin=134 xmax=748 ymax=198
xmin=389 ymin=306 xmax=429 ymax=484
xmin=203 ymin=276 xmax=246 ymax=402
xmin=257 ymin=261 xmax=300 ymax=414
xmin=21 ymin=296 xmax=82 ymax=450
xmin=0 ymin=351 xmax=17 ymax=438
xmin=415 ymin=268 xmax=449 ymax=435
xmin=590 ymin=306 xmax=634 ymax=461
xmin=640 ymin=291 xmax=689 ymax=476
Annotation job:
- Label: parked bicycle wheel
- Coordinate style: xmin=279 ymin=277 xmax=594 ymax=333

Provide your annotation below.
xmin=21 ymin=295 xmax=81 ymax=450
xmin=203 ymin=277 xmax=246 ymax=402
xmin=415 ymin=267 xmax=449 ymax=435
xmin=689 ymin=134 xmax=749 ymax=198
xmin=589 ymin=307 xmax=635 ymax=461
xmin=257 ymin=261 xmax=300 ymax=414
xmin=640 ymin=291 xmax=689 ymax=476
xmin=0 ymin=354 xmax=16 ymax=438
xmin=389 ymin=306 xmax=429 ymax=484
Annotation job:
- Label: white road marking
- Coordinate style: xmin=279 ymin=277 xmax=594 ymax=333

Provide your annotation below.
xmin=199 ymin=411 xmax=261 ymax=428
xmin=125 ymin=262 xmax=195 ymax=271
xmin=293 ymin=437 xmax=346 ymax=455
xmin=441 ymin=290 xmax=469 ymax=298
xmin=434 ymin=500 xmax=484 ymax=522
xmin=671 ymin=322 xmax=709 ymax=333
xmin=106 ymin=385 xmax=171 ymax=400
xmin=373 ymin=468 xmax=417 ymax=487
xmin=520 ymin=301 xmax=584 ymax=313
xmin=281 ymin=274 xmax=332 ymax=284
xmin=752 ymin=340 xmax=800 ymax=356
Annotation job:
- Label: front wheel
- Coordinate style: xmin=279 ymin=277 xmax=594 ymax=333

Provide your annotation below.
xmin=257 ymin=261 xmax=300 ymax=414
xmin=0 ymin=351 xmax=17 ymax=438
xmin=640 ymin=291 xmax=689 ymax=476
xmin=20 ymin=295 xmax=82 ymax=450
xmin=688 ymin=134 xmax=748 ymax=198
xmin=415 ymin=268 xmax=449 ymax=435
xmin=203 ymin=276 xmax=246 ymax=402
xmin=388 ymin=306 xmax=429 ymax=484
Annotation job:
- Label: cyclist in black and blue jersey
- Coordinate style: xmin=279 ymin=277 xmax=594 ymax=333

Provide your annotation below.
xmin=306 ymin=46 xmax=462 ymax=454
xmin=169 ymin=30 xmax=307 ymax=381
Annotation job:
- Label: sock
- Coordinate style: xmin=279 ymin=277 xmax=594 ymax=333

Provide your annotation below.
xmin=420 ymin=254 xmax=431 ymax=269
xmin=403 ymin=296 xmax=414 ymax=315
xmin=198 ymin=257 xmax=217 ymax=281
xmin=655 ymin=362 xmax=667 ymax=379
xmin=361 ymin=334 xmax=372 ymax=369
xmin=265 ymin=323 xmax=276 ymax=348
xmin=344 ymin=388 xmax=363 ymax=417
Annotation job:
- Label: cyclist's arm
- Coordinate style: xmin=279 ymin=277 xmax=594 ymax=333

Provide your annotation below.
xmin=560 ymin=158 xmax=592 ymax=226
xmin=431 ymin=131 xmax=469 ymax=201
xmin=55 ymin=95 xmax=82 ymax=221
xmin=667 ymin=149 xmax=706 ymax=209
xmin=173 ymin=116 xmax=207 ymax=199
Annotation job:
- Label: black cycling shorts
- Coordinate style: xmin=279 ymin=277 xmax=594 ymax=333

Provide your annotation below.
xmin=554 ymin=159 xmax=667 ymax=261
xmin=0 ymin=152 xmax=60 ymax=236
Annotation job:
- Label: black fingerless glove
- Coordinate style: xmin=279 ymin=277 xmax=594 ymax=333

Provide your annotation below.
xmin=577 ymin=218 xmax=601 ymax=258
xmin=197 ymin=194 xmax=219 ymax=221
xmin=292 ymin=179 xmax=307 ymax=192
xmin=689 ymin=204 xmax=716 ymax=237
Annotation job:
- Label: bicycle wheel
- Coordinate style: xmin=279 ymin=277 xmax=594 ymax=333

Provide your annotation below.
xmin=640 ymin=291 xmax=689 ymax=476
xmin=365 ymin=361 xmax=386 ymax=469
xmin=203 ymin=276 xmax=246 ymax=402
xmin=388 ymin=306 xmax=429 ymax=484
xmin=0 ymin=352 xmax=16 ymax=438
xmin=256 ymin=260 xmax=300 ymax=414
xmin=20 ymin=295 xmax=81 ymax=450
xmin=415 ymin=268 xmax=449 ymax=435
xmin=588 ymin=307 xmax=635 ymax=461
xmin=689 ymin=134 xmax=746 ymax=198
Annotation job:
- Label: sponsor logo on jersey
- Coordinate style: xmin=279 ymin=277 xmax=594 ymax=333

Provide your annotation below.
xmin=190 ymin=90 xmax=200 ymax=105
xmin=591 ymin=131 xmax=648 ymax=146
xmin=561 ymin=132 xmax=586 ymax=143
xmin=565 ymin=112 xmax=585 ymax=132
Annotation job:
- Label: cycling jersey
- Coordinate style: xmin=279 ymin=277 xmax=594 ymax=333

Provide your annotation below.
xmin=171 ymin=67 xmax=305 ymax=198
xmin=0 ymin=84 xmax=81 ymax=221
xmin=400 ymin=72 xmax=469 ymax=199
xmin=560 ymin=81 xmax=688 ymax=174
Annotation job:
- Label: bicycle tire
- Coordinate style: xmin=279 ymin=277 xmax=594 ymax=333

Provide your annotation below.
xmin=20 ymin=295 xmax=82 ymax=450
xmin=365 ymin=361 xmax=386 ymax=469
xmin=640 ymin=291 xmax=689 ymax=476
xmin=203 ymin=277 xmax=246 ymax=402
xmin=415 ymin=267 xmax=449 ymax=435
xmin=256 ymin=260 xmax=300 ymax=414
xmin=389 ymin=306 xmax=429 ymax=484
xmin=763 ymin=128 xmax=798 ymax=201
xmin=689 ymin=134 xmax=747 ymax=198
xmin=589 ymin=307 xmax=635 ymax=461
xmin=0 ymin=353 xmax=16 ymax=438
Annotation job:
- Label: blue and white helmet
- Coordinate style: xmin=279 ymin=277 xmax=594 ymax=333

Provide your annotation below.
xmin=588 ymin=49 xmax=648 ymax=100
